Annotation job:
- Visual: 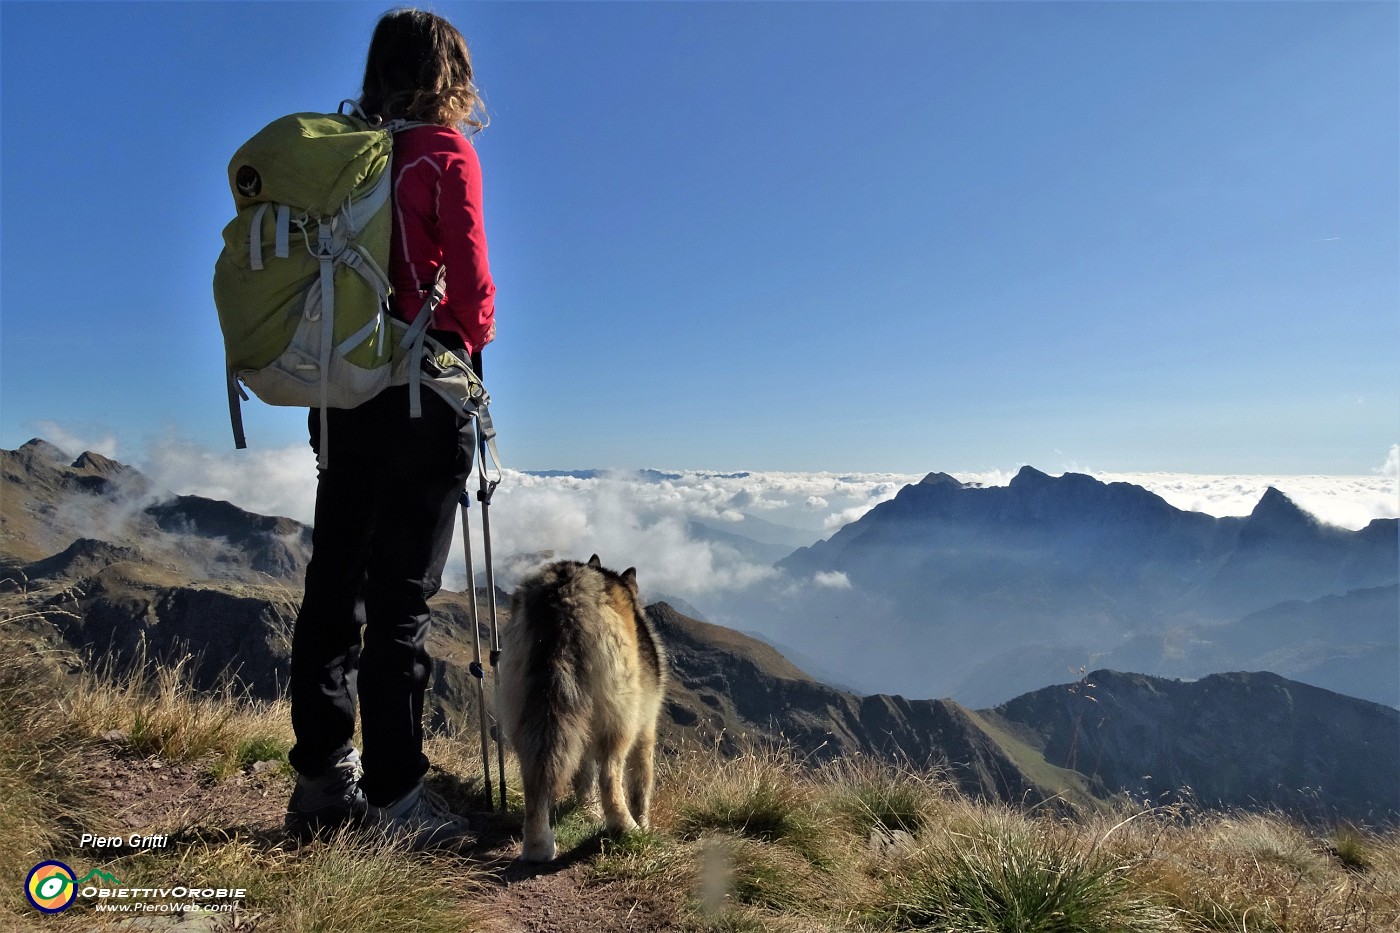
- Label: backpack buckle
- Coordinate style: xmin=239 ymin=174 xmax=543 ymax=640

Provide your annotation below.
xmin=316 ymin=222 xmax=335 ymax=260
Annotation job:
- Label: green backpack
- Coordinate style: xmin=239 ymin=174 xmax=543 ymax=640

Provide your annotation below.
xmin=213 ymin=102 xmax=496 ymax=469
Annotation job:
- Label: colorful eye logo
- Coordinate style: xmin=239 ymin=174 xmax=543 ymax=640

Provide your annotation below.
xmin=26 ymin=861 xmax=77 ymax=913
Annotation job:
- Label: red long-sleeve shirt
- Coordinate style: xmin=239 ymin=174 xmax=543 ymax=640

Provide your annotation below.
xmin=389 ymin=125 xmax=495 ymax=354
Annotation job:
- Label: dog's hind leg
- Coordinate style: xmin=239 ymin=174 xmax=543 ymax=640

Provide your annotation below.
xmin=625 ymin=726 xmax=657 ymax=830
xmin=596 ymin=732 xmax=640 ymax=833
xmin=519 ymin=767 xmax=557 ymax=862
xmin=572 ymin=753 xmax=601 ymax=820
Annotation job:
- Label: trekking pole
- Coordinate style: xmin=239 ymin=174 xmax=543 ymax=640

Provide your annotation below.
xmin=472 ymin=350 xmax=508 ymax=812
xmin=459 ymin=490 xmax=494 ymax=807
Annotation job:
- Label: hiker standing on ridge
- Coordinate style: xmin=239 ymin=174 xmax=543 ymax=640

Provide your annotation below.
xmin=284 ymin=8 xmax=496 ymax=849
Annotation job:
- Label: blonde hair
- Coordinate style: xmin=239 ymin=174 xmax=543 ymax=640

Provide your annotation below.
xmin=360 ymin=9 xmax=487 ymax=131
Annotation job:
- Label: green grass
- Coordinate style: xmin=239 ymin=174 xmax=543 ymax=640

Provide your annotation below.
xmin=677 ymin=779 xmax=819 ymax=848
xmin=821 ymin=757 xmax=948 ymax=838
xmin=671 ymin=748 xmax=834 ymax=868
xmin=204 ymin=733 xmax=293 ymax=781
xmin=877 ymin=819 xmax=1179 ymax=933
xmin=1331 ymin=825 xmax=1374 ymax=872
xmin=965 ymin=709 xmax=1100 ymax=810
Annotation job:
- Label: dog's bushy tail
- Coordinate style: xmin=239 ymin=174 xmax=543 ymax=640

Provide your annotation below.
xmin=501 ymin=562 xmax=598 ymax=800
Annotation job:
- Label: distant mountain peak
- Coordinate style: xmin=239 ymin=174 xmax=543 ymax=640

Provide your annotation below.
xmin=1254 ymin=486 xmax=1304 ymax=511
xmin=1246 ymin=487 xmax=1318 ymax=533
xmin=71 ymin=451 xmax=128 ymax=476
xmin=16 ymin=438 xmax=69 ymax=463
xmin=23 ymin=538 xmax=142 ymax=582
xmin=919 ymin=472 xmax=963 ymax=488
xmin=1011 ymin=465 xmax=1053 ymax=486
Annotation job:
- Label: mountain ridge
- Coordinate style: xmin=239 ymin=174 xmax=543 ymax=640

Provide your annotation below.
xmin=993 ymin=668 xmax=1400 ymax=821
xmin=3 ymin=440 xmax=1396 ymax=822
xmin=778 ymin=467 xmax=1397 ymax=705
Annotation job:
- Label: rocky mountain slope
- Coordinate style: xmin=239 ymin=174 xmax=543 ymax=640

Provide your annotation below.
xmin=992 ymin=669 xmax=1400 ymax=822
xmin=1 ymin=438 xmax=310 ymax=584
xmin=647 ymin=602 xmax=1100 ymax=811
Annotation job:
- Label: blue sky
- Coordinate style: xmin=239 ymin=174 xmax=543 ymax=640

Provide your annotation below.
xmin=2 ymin=1 xmax=1396 ymax=474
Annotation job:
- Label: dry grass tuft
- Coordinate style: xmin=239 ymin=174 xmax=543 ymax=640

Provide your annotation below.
xmin=874 ymin=808 xmax=1180 ymax=932
xmin=63 ymin=648 xmax=293 ymax=777
xmin=665 ymin=742 xmax=835 ymax=867
xmin=819 ymin=755 xmax=953 ymax=839
xmin=0 ymin=643 xmax=93 ymax=918
xmin=253 ymin=831 xmax=481 ymax=933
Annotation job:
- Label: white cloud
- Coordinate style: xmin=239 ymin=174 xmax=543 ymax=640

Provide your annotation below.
xmin=31 ymin=421 xmax=120 ymax=460
xmin=1379 ymin=444 xmax=1399 ymax=481
xmin=813 ymin=571 xmax=852 ymax=589
xmin=1089 ymin=470 xmax=1397 ymax=530
xmin=452 ymin=471 xmax=784 ymax=599
xmin=140 ymin=438 xmax=319 ymax=524
xmin=823 ymin=505 xmax=874 ymax=530
xmin=805 ymin=496 xmax=829 ymax=509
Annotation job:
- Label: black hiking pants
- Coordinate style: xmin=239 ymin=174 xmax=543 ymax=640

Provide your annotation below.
xmin=288 ymin=384 xmax=473 ymax=806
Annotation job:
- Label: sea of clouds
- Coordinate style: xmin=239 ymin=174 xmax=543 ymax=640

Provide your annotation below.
xmin=21 ymin=424 xmax=1398 ymax=698
xmin=28 ymin=422 xmax=1399 ymax=606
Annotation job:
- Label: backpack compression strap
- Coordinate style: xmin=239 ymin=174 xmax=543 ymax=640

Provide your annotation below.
xmin=402 ymin=272 xmax=447 ymax=420
xmin=228 ymin=367 xmax=249 ymax=450
xmin=314 ymin=221 xmax=337 ymax=470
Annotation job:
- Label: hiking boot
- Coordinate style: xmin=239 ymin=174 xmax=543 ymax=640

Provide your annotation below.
xmin=285 ymin=747 xmax=368 ymax=842
xmin=365 ymin=781 xmax=472 ymax=850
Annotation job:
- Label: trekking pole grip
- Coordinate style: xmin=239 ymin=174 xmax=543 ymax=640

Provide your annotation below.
xmin=471 ymin=350 xmax=483 ymax=379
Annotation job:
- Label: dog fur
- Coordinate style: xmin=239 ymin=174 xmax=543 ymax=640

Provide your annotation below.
xmin=498 ymin=555 xmax=667 ymax=862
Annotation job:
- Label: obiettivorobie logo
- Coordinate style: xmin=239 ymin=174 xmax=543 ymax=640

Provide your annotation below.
xmin=25 ymin=862 xmax=121 ymax=913
xmin=24 ymin=862 xmax=245 ymax=915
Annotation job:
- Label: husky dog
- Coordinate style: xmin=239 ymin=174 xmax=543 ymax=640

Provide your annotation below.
xmin=498 ymin=555 xmax=667 ymax=862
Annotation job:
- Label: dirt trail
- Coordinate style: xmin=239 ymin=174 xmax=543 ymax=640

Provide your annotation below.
xmin=464 ymin=810 xmax=681 ymax=933
xmin=38 ymin=746 xmax=682 ymax=933
xmin=478 ymin=860 xmax=678 ymax=932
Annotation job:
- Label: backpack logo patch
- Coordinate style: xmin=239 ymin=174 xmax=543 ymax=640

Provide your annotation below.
xmin=235 ymin=165 xmax=262 ymax=198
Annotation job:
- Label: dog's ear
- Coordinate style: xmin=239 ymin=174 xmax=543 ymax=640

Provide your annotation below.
xmin=588 ymin=554 xmax=602 ymax=569
xmin=621 ymin=567 xmax=639 ymax=595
